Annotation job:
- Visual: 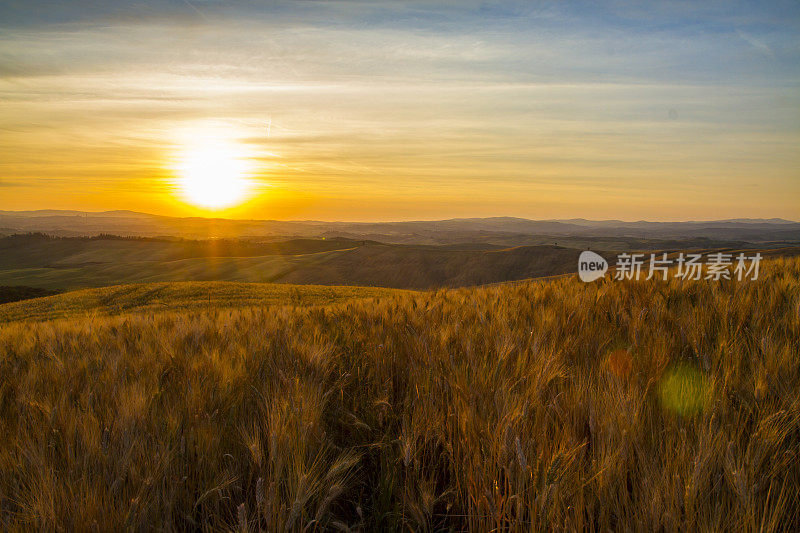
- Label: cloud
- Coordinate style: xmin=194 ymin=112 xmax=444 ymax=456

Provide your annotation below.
xmin=0 ymin=0 xmax=798 ymax=219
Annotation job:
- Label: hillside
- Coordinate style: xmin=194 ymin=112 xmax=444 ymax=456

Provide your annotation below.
xmin=0 ymin=257 xmax=798 ymax=530
xmin=0 ymin=234 xmax=366 ymax=269
xmin=0 ymin=285 xmax=57 ymax=304
xmin=4 ymin=233 xmax=800 ymax=292
xmin=0 ymin=235 xmax=583 ymax=290
xmin=0 ymin=281 xmax=402 ymax=323
xmin=275 ymin=243 xmax=580 ymax=288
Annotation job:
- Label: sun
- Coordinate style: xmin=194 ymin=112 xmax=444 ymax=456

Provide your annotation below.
xmin=172 ymin=125 xmax=255 ymax=209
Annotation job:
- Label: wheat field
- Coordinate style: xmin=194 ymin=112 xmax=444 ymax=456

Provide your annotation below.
xmin=0 ymin=258 xmax=798 ymax=531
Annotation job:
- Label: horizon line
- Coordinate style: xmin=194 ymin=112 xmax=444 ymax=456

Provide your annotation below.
xmin=0 ymin=208 xmax=798 ymax=225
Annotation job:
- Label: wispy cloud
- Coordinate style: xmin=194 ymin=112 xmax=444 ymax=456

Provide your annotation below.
xmin=0 ymin=0 xmax=798 ymax=220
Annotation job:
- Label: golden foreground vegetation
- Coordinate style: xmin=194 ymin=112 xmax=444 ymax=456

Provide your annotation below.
xmin=0 ymin=282 xmax=403 ymax=324
xmin=0 ymin=258 xmax=798 ymax=531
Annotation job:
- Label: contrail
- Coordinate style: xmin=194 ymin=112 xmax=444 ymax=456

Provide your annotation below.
xmin=736 ymin=29 xmax=773 ymax=58
xmin=182 ymin=0 xmax=208 ymax=21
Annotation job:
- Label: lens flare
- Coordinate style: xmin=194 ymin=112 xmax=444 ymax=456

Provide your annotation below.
xmin=658 ymin=362 xmax=709 ymax=417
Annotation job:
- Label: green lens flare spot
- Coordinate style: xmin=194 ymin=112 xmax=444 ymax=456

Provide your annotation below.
xmin=658 ymin=362 xmax=709 ymax=417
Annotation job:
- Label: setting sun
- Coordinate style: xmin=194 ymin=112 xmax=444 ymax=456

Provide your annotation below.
xmin=172 ymin=126 xmax=255 ymax=209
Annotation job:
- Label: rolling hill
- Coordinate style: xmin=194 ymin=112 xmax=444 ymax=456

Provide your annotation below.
xmin=0 ymin=256 xmax=797 ymax=530
xmin=0 ymin=281 xmax=403 ymax=323
xmin=3 ymin=233 xmax=800 ymax=292
xmin=0 ymin=234 xmax=583 ymax=290
xmin=2 ymin=210 xmax=798 ymax=244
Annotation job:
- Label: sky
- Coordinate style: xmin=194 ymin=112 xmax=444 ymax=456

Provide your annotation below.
xmin=0 ymin=0 xmax=798 ymax=221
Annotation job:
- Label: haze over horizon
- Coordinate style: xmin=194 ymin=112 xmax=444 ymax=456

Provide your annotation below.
xmin=1 ymin=207 xmax=798 ymax=225
xmin=1 ymin=1 xmax=798 ymax=221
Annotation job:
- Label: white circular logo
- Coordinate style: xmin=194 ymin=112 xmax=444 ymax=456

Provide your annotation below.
xmin=578 ymin=251 xmax=608 ymax=282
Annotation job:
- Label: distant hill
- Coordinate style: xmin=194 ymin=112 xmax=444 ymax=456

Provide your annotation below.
xmin=3 ymin=232 xmax=800 ymax=291
xmin=275 ymin=243 xmax=579 ymax=288
xmin=0 ymin=234 xmax=581 ymax=290
xmin=1 ymin=210 xmax=798 ymax=244
xmin=0 ymin=233 xmax=370 ymax=269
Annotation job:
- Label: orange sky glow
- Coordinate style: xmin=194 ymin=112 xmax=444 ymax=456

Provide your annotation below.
xmin=1 ymin=1 xmax=798 ymax=221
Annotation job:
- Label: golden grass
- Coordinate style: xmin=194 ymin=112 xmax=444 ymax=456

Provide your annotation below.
xmin=0 ymin=281 xmax=404 ymax=323
xmin=0 ymin=258 xmax=798 ymax=530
